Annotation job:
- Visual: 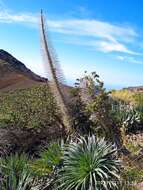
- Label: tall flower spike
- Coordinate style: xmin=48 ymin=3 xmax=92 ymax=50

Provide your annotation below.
xmin=40 ymin=10 xmax=72 ymax=131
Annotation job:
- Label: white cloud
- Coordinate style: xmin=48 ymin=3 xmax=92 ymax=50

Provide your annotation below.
xmin=0 ymin=9 xmax=141 ymax=55
xmin=98 ymin=41 xmax=128 ymax=53
xmin=47 ymin=19 xmax=137 ymax=43
xmin=116 ymin=55 xmax=143 ymax=64
xmin=47 ymin=19 xmax=139 ymax=54
xmin=116 ymin=56 xmax=125 ymax=61
xmin=0 ymin=11 xmax=37 ymax=23
xmin=95 ymin=41 xmax=139 ymax=55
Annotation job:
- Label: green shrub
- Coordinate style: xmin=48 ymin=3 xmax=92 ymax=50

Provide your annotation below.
xmin=0 ymin=85 xmax=60 ymax=128
xmin=125 ymin=143 xmax=142 ymax=156
xmin=0 ymin=154 xmax=33 ymax=190
xmin=71 ymin=72 xmax=113 ymax=138
xmin=124 ymin=166 xmax=143 ymax=182
xmin=111 ymin=90 xmax=143 ymax=132
xmin=0 ymin=137 xmax=122 ymax=190
xmin=121 ymin=166 xmax=143 ymax=189
xmin=111 ymin=101 xmax=142 ymax=133
xmin=31 ymin=142 xmax=63 ymax=176
xmin=57 ymin=136 xmax=121 ymax=190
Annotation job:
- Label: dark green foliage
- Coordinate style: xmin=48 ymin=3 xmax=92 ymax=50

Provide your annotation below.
xmin=87 ymin=91 xmax=113 ymax=137
xmin=30 ymin=141 xmax=64 ymax=189
xmin=70 ymin=85 xmax=93 ymax=135
xmin=0 ymin=85 xmax=61 ymax=128
xmin=84 ymin=73 xmax=112 ymax=134
xmin=31 ymin=142 xmax=63 ymax=176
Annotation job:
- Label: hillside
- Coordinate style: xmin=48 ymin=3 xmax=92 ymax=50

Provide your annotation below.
xmin=123 ymin=86 xmax=143 ymax=92
xmin=0 ymin=49 xmax=47 ymax=91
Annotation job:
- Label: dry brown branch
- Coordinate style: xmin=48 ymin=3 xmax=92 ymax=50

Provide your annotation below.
xmin=40 ymin=10 xmax=72 ymax=131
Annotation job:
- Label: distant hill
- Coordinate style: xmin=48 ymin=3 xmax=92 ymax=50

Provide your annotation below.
xmin=123 ymin=86 xmax=143 ymax=92
xmin=0 ymin=49 xmax=47 ymax=91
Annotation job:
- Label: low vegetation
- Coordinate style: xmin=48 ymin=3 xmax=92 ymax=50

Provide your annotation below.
xmin=0 ymin=71 xmax=143 ymax=189
xmin=0 ymin=136 xmax=121 ymax=190
xmin=0 ymin=85 xmax=61 ymax=129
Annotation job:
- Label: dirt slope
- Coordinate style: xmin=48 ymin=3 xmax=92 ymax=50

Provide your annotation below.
xmin=0 ymin=49 xmax=47 ymax=91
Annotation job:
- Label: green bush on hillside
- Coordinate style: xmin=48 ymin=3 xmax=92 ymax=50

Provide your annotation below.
xmin=0 ymin=85 xmax=61 ymax=128
xmin=0 ymin=136 xmax=121 ymax=190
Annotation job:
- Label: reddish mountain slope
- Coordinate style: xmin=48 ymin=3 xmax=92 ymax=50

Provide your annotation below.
xmin=0 ymin=50 xmax=47 ymax=91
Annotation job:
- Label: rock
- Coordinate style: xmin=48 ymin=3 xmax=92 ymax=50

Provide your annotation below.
xmin=136 ymin=182 xmax=143 ymax=190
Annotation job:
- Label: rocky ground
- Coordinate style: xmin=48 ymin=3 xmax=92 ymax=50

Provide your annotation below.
xmin=125 ymin=132 xmax=143 ymax=189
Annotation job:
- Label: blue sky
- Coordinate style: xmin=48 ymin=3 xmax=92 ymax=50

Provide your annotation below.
xmin=0 ymin=0 xmax=143 ymax=89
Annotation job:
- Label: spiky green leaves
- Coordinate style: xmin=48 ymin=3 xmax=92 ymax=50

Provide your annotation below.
xmin=32 ymin=142 xmax=63 ymax=176
xmin=57 ymin=136 xmax=121 ymax=190
xmin=0 ymin=154 xmax=32 ymax=190
xmin=0 ymin=137 xmax=121 ymax=190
